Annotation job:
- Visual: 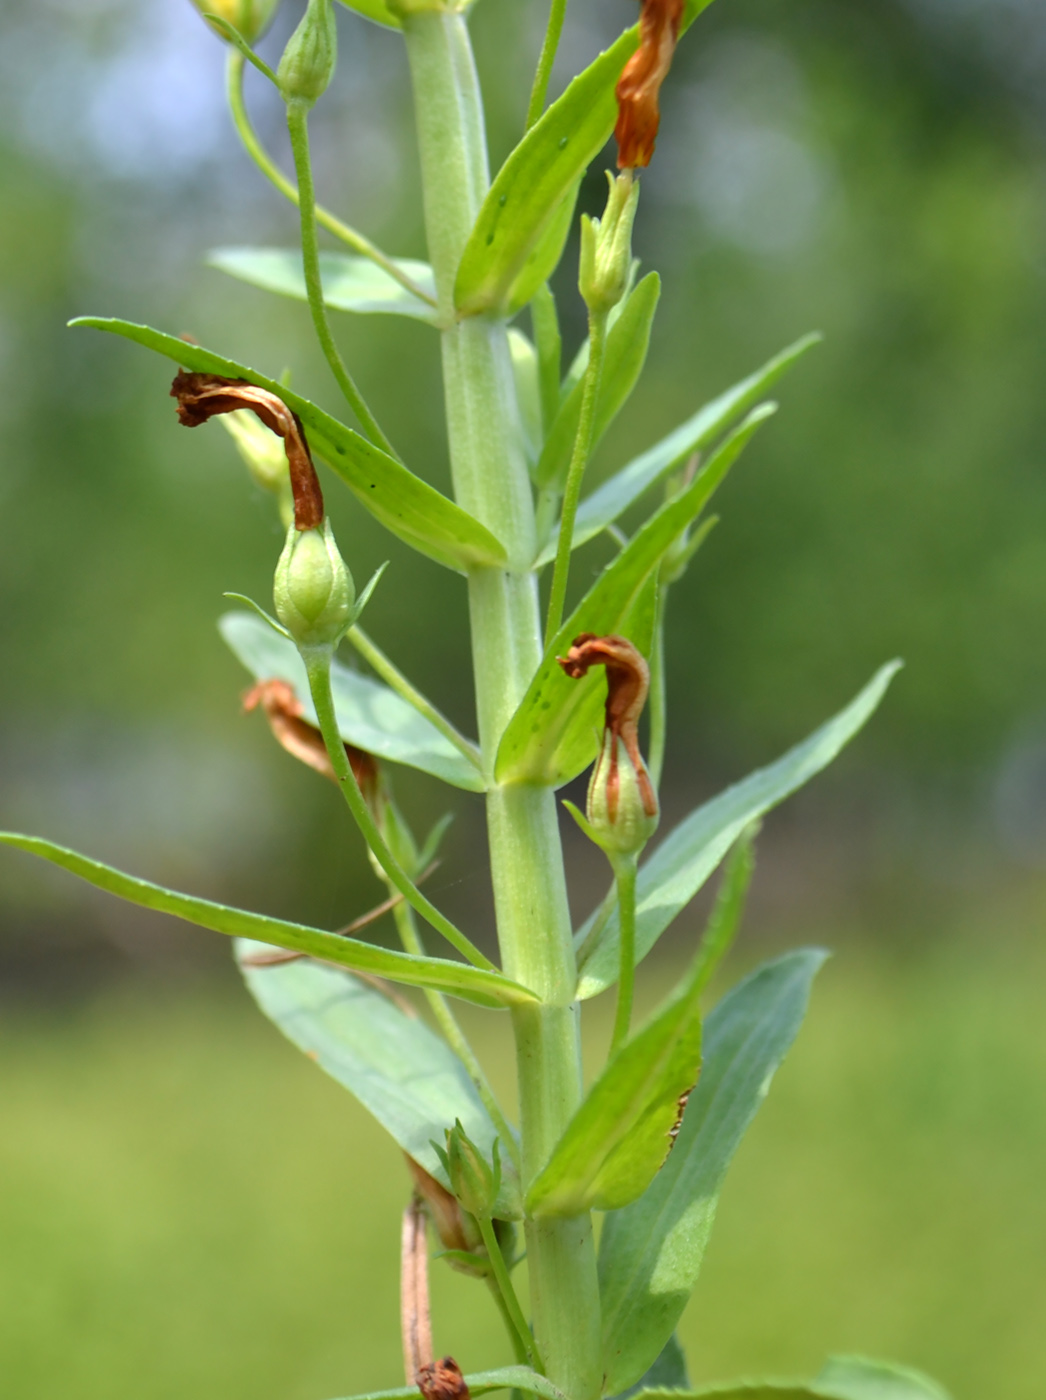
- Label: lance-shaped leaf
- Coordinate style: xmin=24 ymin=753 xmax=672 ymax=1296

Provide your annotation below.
xmin=814 ymin=1356 xmax=952 ymax=1400
xmin=221 ymin=611 xmax=485 ymax=792
xmin=628 ymin=1387 xmax=826 ymax=1399
xmin=455 ymin=30 xmax=638 ymax=317
xmin=208 ymin=248 xmax=439 ymax=323
xmin=536 ymin=334 xmax=820 ymax=565
xmin=598 ymin=951 xmax=826 ymax=1392
xmin=577 ymin=663 xmax=900 ymax=998
xmin=70 ymin=318 xmax=506 ymax=573
xmin=454 ymin=1 xmax=719 ymax=317
xmin=323 ymin=1367 xmax=568 ymax=1400
xmin=535 ymin=273 xmax=661 ymax=493
xmin=496 ymin=407 xmax=775 ymax=787
xmin=238 ymin=949 xmax=520 ymax=1216
xmin=526 ymin=946 xmax=707 ymax=1218
xmin=506 ymin=178 xmax=581 ymax=316
xmin=0 ymin=834 xmax=535 ymax=1009
xmin=627 ymin=1359 xmax=951 ymax=1400
xmin=611 ymin=1334 xmax=690 ymax=1400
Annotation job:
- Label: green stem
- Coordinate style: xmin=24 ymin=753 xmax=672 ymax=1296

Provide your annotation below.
xmin=402 ymin=14 xmax=601 ymax=1399
xmin=303 ymin=645 xmax=493 ymax=970
xmin=545 ymin=310 xmax=607 ymax=640
xmin=609 ymin=854 xmax=637 ymax=1055
xmin=478 ymin=1214 xmax=543 ymax=1372
xmin=525 ymin=0 xmax=569 ymax=131
xmin=347 ymin=625 xmax=483 ymax=771
xmin=285 ymin=99 xmax=399 ymax=457
xmin=226 ymin=52 xmax=436 ymax=307
xmin=648 ymin=582 xmax=667 ymax=791
xmin=487 ymin=1277 xmax=530 ymax=1367
xmin=391 ymin=898 xmax=521 ymax=1171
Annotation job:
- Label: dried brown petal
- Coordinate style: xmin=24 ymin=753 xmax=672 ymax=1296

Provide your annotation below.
xmin=416 ymin=1359 xmax=470 ymax=1400
xmin=242 ymin=679 xmax=378 ymax=798
xmin=405 ymin=1157 xmax=473 ymax=1255
xmin=170 ymin=371 xmax=324 ymax=529
xmin=402 ymin=1196 xmax=434 ymax=1383
xmin=557 ymin=634 xmax=657 ymax=820
xmin=614 ymin=0 xmax=685 ymax=170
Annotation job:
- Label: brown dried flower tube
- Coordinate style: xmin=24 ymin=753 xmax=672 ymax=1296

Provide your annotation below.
xmin=242 ymin=678 xmax=377 ymax=798
xmin=614 ymin=0 xmax=685 ymax=170
xmin=557 ymin=633 xmax=657 ymax=823
xmin=170 ymin=371 xmax=325 ymax=530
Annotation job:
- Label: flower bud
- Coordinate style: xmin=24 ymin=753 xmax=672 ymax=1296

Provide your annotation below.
xmin=278 ymin=0 xmax=337 ymax=108
xmin=273 ymin=519 xmax=355 ymax=647
xmin=191 ymin=0 xmax=280 ymax=44
xmin=435 ymin=1122 xmax=500 ymax=1222
xmin=220 ymin=410 xmax=294 ymax=527
xmin=558 ymin=633 xmax=660 ymax=860
xmin=579 ymin=170 xmax=640 ymax=315
xmin=585 ymin=728 xmax=659 ymax=859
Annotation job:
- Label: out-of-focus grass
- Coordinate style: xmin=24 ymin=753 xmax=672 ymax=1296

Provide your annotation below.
xmin=1 ymin=940 xmax=1043 ymax=1400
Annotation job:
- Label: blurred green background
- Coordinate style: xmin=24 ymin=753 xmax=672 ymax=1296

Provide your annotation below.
xmin=1 ymin=0 xmax=1044 ymax=1397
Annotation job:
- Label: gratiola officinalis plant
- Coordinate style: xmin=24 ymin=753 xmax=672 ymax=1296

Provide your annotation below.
xmin=1 ymin=1 xmax=951 ymax=1398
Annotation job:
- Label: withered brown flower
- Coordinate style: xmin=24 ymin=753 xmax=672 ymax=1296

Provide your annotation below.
xmin=170 ymin=371 xmax=325 ymax=530
xmin=614 ymin=0 xmax=685 ymax=170
xmin=416 ymin=1359 xmax=470 ymax=1400
xmin=557 ymin=633 xmax=657 ymax=823
xmin=242 ymin=678 xmax=378 ymax=798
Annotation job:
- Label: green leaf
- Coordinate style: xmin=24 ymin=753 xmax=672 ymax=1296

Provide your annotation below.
xmin=0 ymin=833 xmax=535 ymax=1009
xmin=610 ymin=1334 xmax=690 ymax=1400
xmin=598 ymin=951 xmax=827 ymax=1392
xmin=323 ymin=1367 xmax=567 ymax=1400
xmin=496 ymin=407 xmax=775 ymax=787
xmin=535 ymin=272 xmax=661 ymax=493
xmin=69 ymin=318 xmax=507 ymax=574
xmin=506 ymin=179 xmax=581 ymax=316
xmin=577 ymin=663 xmax=901 ymax=999
xmin=628 ymin=1386 xmax=826 ymax=1399
xmin=526 ymin=943 xmax=709 ymax=1218
xmin=208 ymin=247 xmax=439 ymax=322
xmin=334 ymin=0 xmax=401 ymax=29
xmin=455 ymin=30 xmax=639 ymax=317
xmin=815 ymin=1356 xmax=952 ymax=1400
xmin=238 ymin=948 xmax=521 ymax=1216
xmin=625 ymin=1361 xmax=952 ymax=1400
xmin=536 ymin=333 xmax=821 ymax=565
xmin=220 ymin=611 xmax=485 ymax=792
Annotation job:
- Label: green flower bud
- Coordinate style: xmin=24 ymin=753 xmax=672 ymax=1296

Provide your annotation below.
xmin=273 ymin=519 xmax=355 ymax=647
xmin=579 ymin=170 xmax=640 ymax=315
xmin=436 ymin=1122 xmax=501 ymax=1221
xmin=191 ymin=0 xmax=280 ymax=44
xmin=585 ymin=728 xmax=659 ymax=860
xmin=278 ymin=0 xmax=337 ymax=108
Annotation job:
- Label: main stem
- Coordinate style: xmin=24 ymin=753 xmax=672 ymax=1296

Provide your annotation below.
xmin=402 ymin=14 xmax=601 ymax=1399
